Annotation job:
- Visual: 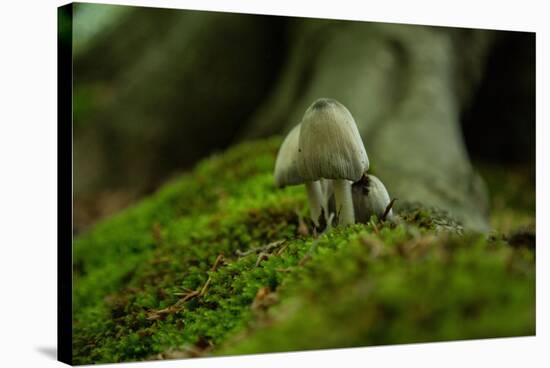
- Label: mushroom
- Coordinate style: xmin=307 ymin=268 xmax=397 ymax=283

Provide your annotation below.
xmin=351 ymin=174 xmax=394 ymax=222
xmin=274 ymin=124 xmax=327 ymax=227
xmin=297 ymin=98 xmax=369 ymax=225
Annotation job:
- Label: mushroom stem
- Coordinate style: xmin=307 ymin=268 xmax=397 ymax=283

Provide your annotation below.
xmin=320 ymin=179 xmax=331 ymax=221
xmin=333 ymin=179 xmax=355 ymax=225
xmin=305 ymin=181 xmax=325 ymax=227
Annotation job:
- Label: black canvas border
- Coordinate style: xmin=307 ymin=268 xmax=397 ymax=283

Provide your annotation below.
xmin=58 ymin=3 xmax=73 ymax=365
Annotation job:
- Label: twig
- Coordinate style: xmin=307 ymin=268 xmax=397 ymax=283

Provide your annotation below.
xmin=236 ymin=240 xmax=286 ymax=257
xmin=211 ymin=254 xmax=224 ymax=272
xmin=149 ymin=253 xmax=224 ymax=320
xmin=275 ymin=242 xmax=289 ymax=256
xmin=199 ymin=276 xmax=211 ymax=297
xmin=147 ymin=289 xmax=199 ymax=320
xmin=176 ymin=290 xmax=200 ymax=304
xmin=381 ymin=198 xmax=397 ymax=221
xmin=199 ymin=253 xmax=225 ymax=296
xmin=255 ymin=252 xmax=270 ymax=267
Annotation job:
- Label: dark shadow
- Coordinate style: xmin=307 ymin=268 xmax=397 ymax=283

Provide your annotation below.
xmin=36 ymin=346 xmax=57 ymax=360
xmin=461 ymin=31 xmax=535 ymax=166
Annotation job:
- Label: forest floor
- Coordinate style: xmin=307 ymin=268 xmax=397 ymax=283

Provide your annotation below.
xmin=72 ymin=137 xmax=535 ymax=364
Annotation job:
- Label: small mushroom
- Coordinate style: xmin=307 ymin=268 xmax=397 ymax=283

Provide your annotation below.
xmin=274 ymin=124 xmax=327 ymax=227
xmin=351 ymin=174 xmax=394 ymax=222
xmin=297 ymin=98 xmax=369 ymax=225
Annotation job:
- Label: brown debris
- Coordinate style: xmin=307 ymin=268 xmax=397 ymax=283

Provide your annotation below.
xmin=396 ymin=235 xmax=438 ymax=260
xmin=152 ymin=222 xmax=163 ymax=245
xmin=251 ymin=287 xmax=278 ymax=312
xmin=298 ymin=215 xmax=310 ymax=236
xmin=359 ymin=234 xmax=385 ymax=258
xmin=153 ymin=339 xmax=213 ymax=360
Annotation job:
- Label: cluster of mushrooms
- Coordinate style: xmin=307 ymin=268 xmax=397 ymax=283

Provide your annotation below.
xmin=274 ymin=98 xmax=394 ymax=228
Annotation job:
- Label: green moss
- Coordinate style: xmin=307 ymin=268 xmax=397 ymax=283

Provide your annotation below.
xmin=476 ymin=163 xmax=535 ymax=234
xmin=220 ymin=229 xmax=534 ymax=355
xmin=73 ymin=137 xmax=535 ymax=364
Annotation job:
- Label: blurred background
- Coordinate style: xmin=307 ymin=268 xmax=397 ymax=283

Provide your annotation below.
xmin=65 ymin=3 xmax=535 ymax=234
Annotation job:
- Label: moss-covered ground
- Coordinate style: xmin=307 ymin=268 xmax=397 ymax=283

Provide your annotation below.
xmin=72 ymin=137 xmax=535 ymax=364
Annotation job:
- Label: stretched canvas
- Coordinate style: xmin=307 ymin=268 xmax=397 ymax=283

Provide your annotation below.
xmin=58 ymin=2 xmax=536 ymax=365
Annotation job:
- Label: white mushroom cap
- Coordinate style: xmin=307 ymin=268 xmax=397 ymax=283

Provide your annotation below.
xmin=352 ymin=174 xmax=393 ymax=222
xmin=274 ymin=124 xmax=303 ymax=188
xmin=274 ymin=124 xmax=329 ymax=227
xmin=297 ymin=98 xmax=369 ymax=182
